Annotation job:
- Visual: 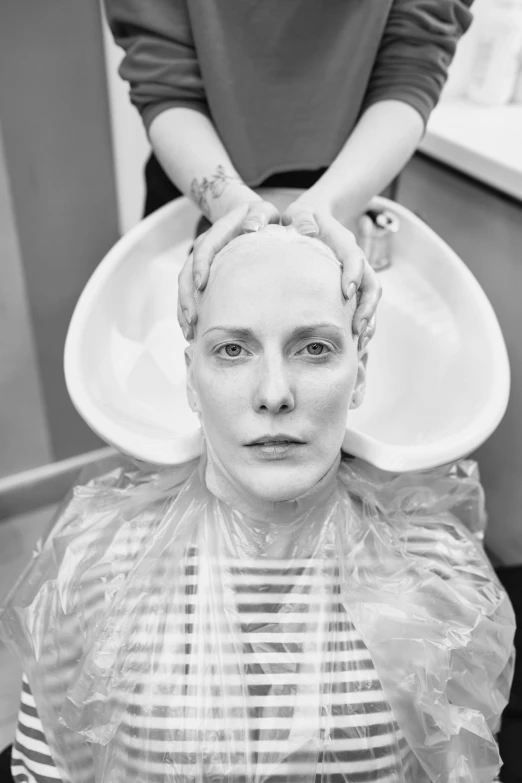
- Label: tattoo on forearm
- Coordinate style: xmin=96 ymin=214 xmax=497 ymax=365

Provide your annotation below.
xmin=190 ymin=165 xmax=245 ymax=218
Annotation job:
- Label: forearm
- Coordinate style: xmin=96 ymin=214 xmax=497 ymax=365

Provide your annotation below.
xmin=303 ymin=100 xmax=424 ymax=222
xmin=149 ymin=107 xmax=259 ymax=222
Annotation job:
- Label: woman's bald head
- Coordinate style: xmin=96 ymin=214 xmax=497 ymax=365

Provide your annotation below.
xmin=209 ymin=224 xmax=342 ymax=278
xmin=193 ymin=225 xmax=353 ymax=338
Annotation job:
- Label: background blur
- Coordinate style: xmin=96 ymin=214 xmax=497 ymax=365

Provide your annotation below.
xmin=0 ymin=1 xmax=149 ymax=478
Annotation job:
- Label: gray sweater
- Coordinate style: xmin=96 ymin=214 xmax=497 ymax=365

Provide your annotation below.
xmin=104 ymin=0 xmax=473 ymax=185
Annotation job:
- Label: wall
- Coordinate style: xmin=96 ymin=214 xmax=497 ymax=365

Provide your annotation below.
xmin=0 ymin=121 xmax=52 ymax=476
xmin=100 ymin=5 xmax=150 ymax=235
xmin=0 ymin=0 xmax=121 ymax=476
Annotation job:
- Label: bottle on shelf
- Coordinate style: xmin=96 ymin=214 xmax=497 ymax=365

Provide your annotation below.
xmin=466 ymin=0 xmax=522 ymax=106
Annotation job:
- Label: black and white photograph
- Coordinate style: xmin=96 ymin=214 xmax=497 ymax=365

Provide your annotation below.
xmin=0 ymin=1 xmax=521 ymax=781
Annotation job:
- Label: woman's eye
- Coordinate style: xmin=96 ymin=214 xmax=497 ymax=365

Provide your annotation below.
xmin=305 ymin=342 xmax=329 ymax=356
xmin=217 ymin=343 xmax=245 ymax=359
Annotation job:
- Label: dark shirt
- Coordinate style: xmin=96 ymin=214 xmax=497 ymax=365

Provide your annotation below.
xmin=104 ymin=0 xmax=473 ymax=185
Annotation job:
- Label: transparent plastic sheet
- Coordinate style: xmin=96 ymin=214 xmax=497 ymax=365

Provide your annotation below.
xmin=0 ymin=454 xmax=515 ymax=783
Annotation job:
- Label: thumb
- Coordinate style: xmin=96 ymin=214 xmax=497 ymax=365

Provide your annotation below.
xmin=241 ymin=201 xmax=280 ymax=233
xmin=281 ymin=203 xmax=319 ymax=237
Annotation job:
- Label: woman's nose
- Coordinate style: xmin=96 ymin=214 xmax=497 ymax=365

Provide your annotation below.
xmin=253 ymin=357 xmax=295 ymax=415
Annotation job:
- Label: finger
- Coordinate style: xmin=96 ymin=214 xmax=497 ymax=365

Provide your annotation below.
xmin=365 ymin=314 xmax=377 ymax=340
xmin=281 ymin=204 xmax=319 ymax=237
xmin=313 ymin=211 xmax=382 ymax=337
xmin=177 ymin=254 xmax=197 ymax=338
xmin=314 ymin=212 xmax=364 ymax=295
xmin=358 ymin=314 xmax=377 ymax=353
xmin=177 ymin=285 xmax=194 ymax=341
xmin=191 ymin=204 xmax=250 ymax=291
xmin=340 ymin=249 xmax=366 ymax=303
xmin=352 ymin=265 xmax=382 ymax=337
xmin=194 ymin=200 xmax=281 ymax=289
xmin=177 ymin=298 xmax=191 ymax=341
xmin=242 ymin=201 xmax=280 ymax=233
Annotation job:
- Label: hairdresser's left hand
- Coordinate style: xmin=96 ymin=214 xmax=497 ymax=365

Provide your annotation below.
xmin=281 ymin=200 xmax=381 ymax=350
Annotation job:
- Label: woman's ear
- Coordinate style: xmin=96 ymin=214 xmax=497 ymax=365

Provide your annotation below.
xmin=349 ymin=351 xmax=368 ymax=410
xmin=184 ymin=346 xmax=201 ymax=413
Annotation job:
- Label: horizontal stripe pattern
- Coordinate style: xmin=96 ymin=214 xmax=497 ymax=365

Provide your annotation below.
xmin=13 ymin=545 xmax=416 ymax=782
xmin=13 ymin=509 xmax=485 ymax=783
xmin=12 ymin=681 xmax=62 ymax=783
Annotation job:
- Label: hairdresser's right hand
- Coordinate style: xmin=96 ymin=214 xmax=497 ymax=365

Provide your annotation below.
xmin=178 ymin=195 xmax=280 ymax=339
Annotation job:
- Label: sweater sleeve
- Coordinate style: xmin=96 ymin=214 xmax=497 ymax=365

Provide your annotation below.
xmin=103 ymin=0 xmax=210 ymax=131
xmin=363 ymin=0 xmax=474 ymax=126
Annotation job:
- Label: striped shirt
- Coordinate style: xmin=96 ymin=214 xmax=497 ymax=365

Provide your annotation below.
xmin=13 ymin=551 xmax=413 ymax=782
xmin=7 ymin=460 xmax=510 ymax=783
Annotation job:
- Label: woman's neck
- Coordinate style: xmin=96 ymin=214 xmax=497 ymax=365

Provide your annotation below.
xmin=202 ymin=440 xmax=341 ymax=526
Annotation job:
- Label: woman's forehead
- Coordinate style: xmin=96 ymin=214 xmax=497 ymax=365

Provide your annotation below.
xmin=214 ymin=226 xmax=341 ymax=270
xmin=197 ymin=228 xmax=348 ymax=330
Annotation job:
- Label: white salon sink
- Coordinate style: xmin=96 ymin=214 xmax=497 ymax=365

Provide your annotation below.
xmin=65 ymin=189 xmax=510 ymax=472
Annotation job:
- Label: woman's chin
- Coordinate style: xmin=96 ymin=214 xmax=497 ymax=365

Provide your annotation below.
xmin=239 ymin=463 xmax=325 ymax=503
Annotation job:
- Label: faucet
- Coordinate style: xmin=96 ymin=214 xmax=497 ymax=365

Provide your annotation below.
xmin=358 ymin=208 xmax=399 ymax=271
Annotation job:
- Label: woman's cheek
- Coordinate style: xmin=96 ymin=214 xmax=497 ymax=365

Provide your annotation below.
xmin=300 ymin=364 xmax=354 ymax=420
xmin=197 ymin=363 xmax=249 ymax=424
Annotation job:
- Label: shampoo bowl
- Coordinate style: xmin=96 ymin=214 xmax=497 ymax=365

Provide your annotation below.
xmin=65 ymin=189 xmax=510 ymax=472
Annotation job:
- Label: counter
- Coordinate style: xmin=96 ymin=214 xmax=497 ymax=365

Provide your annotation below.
xmin=419 ymin=99 xmax=522 ymax=202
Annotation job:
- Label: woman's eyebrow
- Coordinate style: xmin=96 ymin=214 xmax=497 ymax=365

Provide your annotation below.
xmin=291 ymin=323 xmax=347 ymax=339
xmin=202 ymin=323 xmax=347 ymax=338
xmin=202 ymin=326 xmax=255 ymax=338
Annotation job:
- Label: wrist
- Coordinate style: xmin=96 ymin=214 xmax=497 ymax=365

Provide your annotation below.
xmin=209 ymin=183 xmax=262 ymax=223
xmin=291 ymin=185 xmax=335 ymax=218
xmin=296 ymin=184 xmax=364 ymax=229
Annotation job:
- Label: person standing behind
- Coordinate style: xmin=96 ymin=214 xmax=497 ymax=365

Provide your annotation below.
xmin=103 ymin=0 xmax=473 ymax=345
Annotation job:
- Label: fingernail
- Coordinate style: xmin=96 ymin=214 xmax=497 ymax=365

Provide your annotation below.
xmin=358 ymin=318 xmax=368 ymax=336
xmin=359 ymin=334 xmax=370 ymax=352
xmin=194 ymin=274 xmax=202 ymax=291
xmin=346 ymin=282 xmax=357 ymax=300
xmin=298 ymin=223 xmax=318 ymax=236
xmin=182 ymin=309 xmax=191 ymax=326
xmin=243 ymin=220 xmax=262 ymax=232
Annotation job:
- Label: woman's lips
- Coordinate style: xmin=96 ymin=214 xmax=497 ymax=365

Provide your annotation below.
xmin=245 ymin=441 xmax=305 ymax=460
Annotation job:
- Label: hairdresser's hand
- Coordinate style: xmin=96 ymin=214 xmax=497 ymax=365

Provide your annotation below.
xmin=281 ymin=200 xmax=381 ymax=350
xmin=178 ymin=195 xmax=280 ymax=339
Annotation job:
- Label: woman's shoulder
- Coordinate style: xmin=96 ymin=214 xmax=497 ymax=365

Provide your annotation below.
xmin=339 ymin=455 xmax=487 ymax=533
xmin=40 ymin=455 xmax=199 ymax=545
xmin=337 ymin=455 xmax=492 ymax=577
xmin=1 ymin=457 xmax=201 ymax=634
xmin=336 ymin=458 xmax=510 ymax=637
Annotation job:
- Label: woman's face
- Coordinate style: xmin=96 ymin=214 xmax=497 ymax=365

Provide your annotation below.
xmin=186 ymin=227 xmax=366 ymax=502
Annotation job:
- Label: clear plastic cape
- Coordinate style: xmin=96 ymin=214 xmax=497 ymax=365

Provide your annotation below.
xmin=0 ymin=453 xmax=515 ymax=783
